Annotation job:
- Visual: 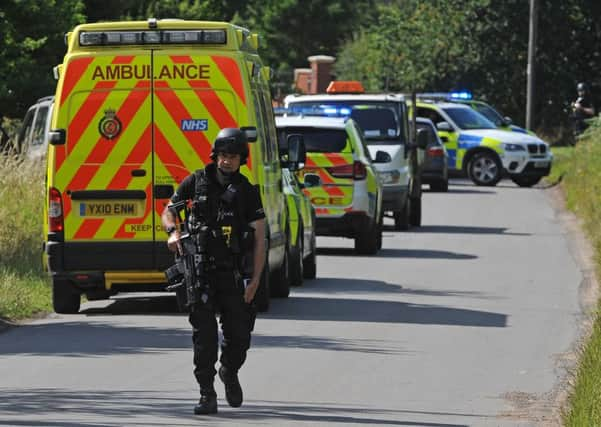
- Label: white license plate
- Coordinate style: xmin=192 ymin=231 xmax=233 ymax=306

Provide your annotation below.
xmin=534 ymin=161 xmax=549 ymax=168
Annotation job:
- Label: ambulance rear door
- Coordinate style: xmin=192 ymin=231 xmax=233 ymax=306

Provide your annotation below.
xmin=151 ymin=50 xmax=246 ymax=269
xmin=55 ymin=51 xmax=154 ymax=270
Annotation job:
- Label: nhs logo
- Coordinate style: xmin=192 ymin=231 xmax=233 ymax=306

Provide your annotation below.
xmin=181 ymin=119 xmax=208 ymax=131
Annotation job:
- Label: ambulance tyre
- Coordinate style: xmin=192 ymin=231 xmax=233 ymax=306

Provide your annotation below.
xmin=255 ymin=260 xmax=270 ymax=313
xmin=355 ymin=220 xmax=379 ymax=255
xmin=52 ymin=279 xmax=81 ymax=314
xmin=288 ymin=226 xmax=304 ymax=287
xmin=303 ymin=232 xmax=317 ymax=280
xmin=409 ymin=196 xmax=421 ymax=227
xmin=510 ymin=175 xmax=542 ymax=187
xmin=376 ymin=210 xmax=384 ymax=250
xmin=467 ymin=151 xmax=502 ymax=186
xmin=270 ymin=247 xmax=290 ymax=298
xmin=394 ymin=199 xmax=410 ymax=231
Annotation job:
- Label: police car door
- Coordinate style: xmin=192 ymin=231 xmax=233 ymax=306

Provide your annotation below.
xmin=151 ymin=50 xmax=246 ymax=268
xmin=55 ymin=50 xmax=154 ymax=267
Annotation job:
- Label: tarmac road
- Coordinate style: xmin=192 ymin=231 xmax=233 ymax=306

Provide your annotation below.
xmin=0 ymin=178 xmax=589 ymax=426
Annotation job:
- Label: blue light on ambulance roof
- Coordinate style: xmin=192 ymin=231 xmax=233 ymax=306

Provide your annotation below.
xmin=323 ymin=108 xmax=338 ymax=115
xmin=449 ymin=91 xmax=472 ymax=100
xmin=339 ymin=107 xmax=351 ymax=115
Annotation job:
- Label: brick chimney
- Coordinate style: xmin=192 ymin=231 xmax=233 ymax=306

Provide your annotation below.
xmin=308 ymin=55 xmax=335 ymax=94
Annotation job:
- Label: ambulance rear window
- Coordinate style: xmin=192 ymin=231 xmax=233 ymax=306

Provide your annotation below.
xmin=278 ymin=127 xmax=348 ymax=153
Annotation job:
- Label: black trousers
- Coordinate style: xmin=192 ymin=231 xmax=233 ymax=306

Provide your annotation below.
xmin=188 ymin=271 xmax=253 ymax=389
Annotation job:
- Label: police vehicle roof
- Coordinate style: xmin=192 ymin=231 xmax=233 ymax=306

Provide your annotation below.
xmin=275 ymin=115 xmax=348 ymax=129
xmin=285 ymin=93 xmax=405 ymax=104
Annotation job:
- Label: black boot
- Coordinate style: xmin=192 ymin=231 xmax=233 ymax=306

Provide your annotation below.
xmin=218 ymin=366 xmax=243 ymax=407
xmin=194 ymin=388 xmax=217 ymax=415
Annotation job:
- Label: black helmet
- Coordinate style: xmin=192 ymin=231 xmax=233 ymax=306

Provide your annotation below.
xmin=577 ymin=82 xmax=589 ymax=93
xmin=210 ymin=128 xmax=249 ymax=165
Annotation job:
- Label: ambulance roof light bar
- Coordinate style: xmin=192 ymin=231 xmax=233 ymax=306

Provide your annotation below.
xmin=326 ymin=81 xmax=365 ymax=94
xmin=79 ymin=29 xmax=227 ymax=46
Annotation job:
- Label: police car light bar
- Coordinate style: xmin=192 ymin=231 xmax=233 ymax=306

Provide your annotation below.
xmin=418 ymin=91 xmax=473 ymax=100
xmin=79 ymin=30 xmax=227 ymax=46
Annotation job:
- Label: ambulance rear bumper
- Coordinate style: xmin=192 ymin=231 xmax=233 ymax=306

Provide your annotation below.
xmin=46 ymin=241 xmax=173 ymax=275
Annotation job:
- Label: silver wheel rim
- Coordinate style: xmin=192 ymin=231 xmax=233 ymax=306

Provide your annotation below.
xmin=472 ymin=157 xmax=498 ymax=183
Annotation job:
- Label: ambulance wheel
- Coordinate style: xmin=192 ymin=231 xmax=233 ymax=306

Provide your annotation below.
xmin=409 ymin=196 xmax=421 ymax=227
xmin=355 ymin=220 xmax=379 ymax=255
xmin=430 ymin=179 xmax=448 ymax=192
xmin=270 ymin=248 xmax=290 ymax=298
xmin=394 ymin=199 xmax=410 ymax=231
xmin=510 ymin=175 xmax=542 ymax=187
xmin=254 ymin=260 xmax=270 ymax=313
xmin=467 ymin=151 xmax=502 ymax=186
xmin=52 ymin=279 xmax=81 ymax=314
xmin=288 ymin=227 xmax=304 ymax=287
xmin=376 ymin=210 xmax=384 ymax=250
xmin=303 ymin=232 xmax=317 ymax=280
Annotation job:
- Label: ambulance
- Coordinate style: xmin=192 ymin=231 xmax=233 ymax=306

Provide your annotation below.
xmin=45 ymin=19 xmax=290 ymax=313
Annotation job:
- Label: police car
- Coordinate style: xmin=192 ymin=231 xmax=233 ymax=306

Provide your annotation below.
xmin=275 ymin=115 xmax=384 ymax=255
xmin=285 ymin=82 xmax=425 ymax=231
xmin=412 ymin=100 xmax=553 ymax=187
xmin=417 ymin=92 xmax=531 ymax=134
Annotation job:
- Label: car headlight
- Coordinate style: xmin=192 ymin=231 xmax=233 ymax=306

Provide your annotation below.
xmin=502 ymin=143 xmax=526 ymax=151
xmin=379 ymin=170 xmax=401 ymax=184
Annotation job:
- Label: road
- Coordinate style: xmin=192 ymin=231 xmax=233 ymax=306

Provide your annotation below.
xmin=0 ymin=179 xmax=588 ymax=427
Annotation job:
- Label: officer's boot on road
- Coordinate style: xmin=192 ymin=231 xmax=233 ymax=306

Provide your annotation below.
xmin=194 ymin=386 xmax=218 ymax=415
xmin=219 ymin=365 xmax=243 ymax=407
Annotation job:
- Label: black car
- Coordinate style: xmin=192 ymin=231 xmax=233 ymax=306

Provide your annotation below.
xmin=417 ymin=117 xmax=448 ymax=192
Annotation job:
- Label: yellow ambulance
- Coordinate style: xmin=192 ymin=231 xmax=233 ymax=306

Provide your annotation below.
xmin=45 ymin=19 xmax=289 ymax=313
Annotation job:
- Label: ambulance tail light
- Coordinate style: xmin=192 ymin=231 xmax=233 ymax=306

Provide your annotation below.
xmin=326 ymin=81 xmax=365 ymax=94
xmin=48 ymin=187 xmax=64 ymax=233
xmin=427 ymin=146 xmax=445 ymax=157
xmin=327 ymin=161 xmax=366 ymax=180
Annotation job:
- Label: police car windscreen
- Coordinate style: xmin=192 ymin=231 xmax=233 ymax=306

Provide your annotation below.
xmin=443 ymin=107 xmax=496 ymax=130
xmin=278 ymin=128 xmax=348 ymax=153
xmin=473 ymin=104 xmax=504 ymax=126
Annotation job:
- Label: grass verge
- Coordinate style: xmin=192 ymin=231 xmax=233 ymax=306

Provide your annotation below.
xmin=559 ymin=133 xmax=601 ymax=425
xmin=0 ymin=154 xmax=51 ymax=322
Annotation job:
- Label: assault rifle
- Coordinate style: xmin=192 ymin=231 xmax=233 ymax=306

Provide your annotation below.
xmin=164 ymin=199 xmax=214 ymax=311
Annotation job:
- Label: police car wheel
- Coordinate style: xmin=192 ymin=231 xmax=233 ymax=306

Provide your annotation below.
xmin=52 ymin=279 xmax=81 ymax=314
xmin=303 ymin=232 xmax=317 ymax=280
xmin=270 ymin=248 xmax=290 ymax=298
xmin=467 ymin=152 xmax=502 ymax=186
xmin=510 ymin=175 xmax=542 ymax=187
xmin=255 ymin=259 xmax=271 ymax=313
xmin=288 ymin=227 xmax=303 ymax=287
xmin=355 ymin=220 xmax=379 ymax=255
xmin=394 ymin=199 xmax=410 ymax=231
xmin=409 ymin=196 xmax=422 ymax=227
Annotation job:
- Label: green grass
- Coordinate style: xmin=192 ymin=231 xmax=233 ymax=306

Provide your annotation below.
xmin=558 ymin=132 xmax=601 ymax=425
xmin=0 ymin=154 xmax=51 ymax=321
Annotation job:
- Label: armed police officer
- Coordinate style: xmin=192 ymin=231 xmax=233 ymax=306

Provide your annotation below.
xmin=161 ymin=128 xmax=266 ymax=415
xmin=572 ymin=82 xmax=596 ymax=136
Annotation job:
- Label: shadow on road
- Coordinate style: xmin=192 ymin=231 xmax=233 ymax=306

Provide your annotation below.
xmin=262 ymin=296 xmax=506 ymax=328
xmin=317 ymin=246 xmax=478 ymax=259
xmin=0 ymin=388 xmax=481 ymax=426
xmin=415 ymin=225 xmax=530 ymax=236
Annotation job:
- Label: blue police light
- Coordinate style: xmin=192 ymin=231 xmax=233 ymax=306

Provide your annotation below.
xmin=449 ymin=91 xmax=473 ymax=100
xmin=323 ymin=107 xmax=338 ymax=115
xmin=339 ymin=107 xmax=351 ymax=115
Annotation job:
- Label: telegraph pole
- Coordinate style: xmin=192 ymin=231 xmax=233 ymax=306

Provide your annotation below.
xmin=526 ymin=0 xmax=538 ymax=130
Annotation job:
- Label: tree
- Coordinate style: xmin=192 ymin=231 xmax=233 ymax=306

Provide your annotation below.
xmin=0 ymin=0 xmax=85 ymax=118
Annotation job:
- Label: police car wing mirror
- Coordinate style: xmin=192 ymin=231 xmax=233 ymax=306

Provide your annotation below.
xmin=503 ymin=116 xmax=513 ymax=126
xmin=303 ymin=173 xmax=321 ymax=188
xmin=240 ymin=126 xmax=257 ymax=142
xmin=49 ymin=129 xmax=66 ymax=146
xmin=287 ymin=134 xmax=306 ymax=165
xmin=436 ymin=121 xmax=453 ymax=132
xmin=373 ymin=150 xmax=391 ymax=164
xmin=416 ymin=129 xmax=429 ymax=149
